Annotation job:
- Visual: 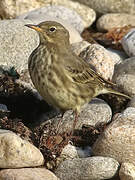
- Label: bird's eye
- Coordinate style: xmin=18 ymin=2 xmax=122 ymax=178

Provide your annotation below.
xmin=49 ymin=26 xmax=56 ymax=32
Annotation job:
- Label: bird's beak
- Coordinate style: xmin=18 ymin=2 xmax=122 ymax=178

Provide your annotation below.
xmin=25 ymin=24 xmax=42 ymax=32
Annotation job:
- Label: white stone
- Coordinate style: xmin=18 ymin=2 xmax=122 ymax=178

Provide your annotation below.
xmin=0 ymin=129 xmax=44 ymax=168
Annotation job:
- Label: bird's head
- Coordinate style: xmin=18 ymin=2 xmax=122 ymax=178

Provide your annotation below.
xmin=25 ymin=21 xmax=70 ymax=46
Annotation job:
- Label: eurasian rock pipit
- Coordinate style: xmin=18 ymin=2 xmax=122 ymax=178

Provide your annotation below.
xmin=25 ymin=21 xmax=130 ymax=132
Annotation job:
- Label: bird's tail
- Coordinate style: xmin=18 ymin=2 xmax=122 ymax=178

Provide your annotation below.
xmin=105 ymin=88 xmax=131 ymax=99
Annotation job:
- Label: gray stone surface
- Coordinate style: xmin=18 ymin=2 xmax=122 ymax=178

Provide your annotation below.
xmin=0 ymin=19 xmax=38 ymax=72
xmin=0 ymin=104 xmax=10 ymax=118
xmin=0 ymin=0 xmax=96 ymax=29
xmin=122 ymin=29 xmax=135 ymax=57
xmin=58 ymin=144 xmax=91 ymax=161
xmin=71 ymin=40 xmax=90 ymax=56
xmin=55 ymin=156 xmax=119 ymax=180
xmin=17 ymin=5 xmax=84 ymax=33
xmin=112 ymin=57 xmax=135 ymax=96
xmin=0 ymin=19 xmax=82 ymax=72
xmin=92 ymin=107 xmax=135 ymax=166
xmin=48 ymin=98 xmax=112 ymax=133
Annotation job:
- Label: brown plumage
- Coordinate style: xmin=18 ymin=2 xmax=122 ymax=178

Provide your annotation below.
xmin=25 ymin=21 xmax=130 ymax=132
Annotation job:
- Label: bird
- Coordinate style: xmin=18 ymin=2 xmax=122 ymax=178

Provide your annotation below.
xmin=25 ymin=21 xmax=130 ymax=133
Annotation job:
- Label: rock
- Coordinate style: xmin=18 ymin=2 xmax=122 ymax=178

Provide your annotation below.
xmin=72 ymin=42 xmax=128 ymax=66
xmin=0 ymin=168 xmax=59 ymax=180
xmin=0 ymin=104 xmax=10 ymax=118
xmin=71 ymin=40 xmax=91 ymax=56
xmin=121 ymin=29 xmax=135 ymax=57
xmin=0 ymin=19 xmax=81 ymax=72
xmin=0 ymin=129 xmax=44 ymax=168
xmin=0 ymin=19 xmax=38 ymax=72
xmin=71 ymin=0 xmax=135 ymax=15
xmin=79 ymin=43 xmax=115 ymax=80
xmin=1 ymin=0 xmax=96 ymax=29
xmin=96 ymin=13 xmax=135 ymax=32
xmin=128 ymin=97 xmax=135 ymax=108
xmin=119 ymin=162 xmax=135 ymax=180
xmin=57 ymin=144 xmax=92 ymax=164
xmin=72 ymin=42 xmax=126 ymax=67
xmin=112 ymin=57 xmax=135 ymax=96
xmin=92 ymin=107 xmax=135 ymax=166
xmin=55 ymin=156 xmax=119 ymax=180
xmin=57 ymin=144 xmax=92 ymax=167
xmin=17 ymin=5 xmax=87 ymax=33
xmin=76 ymin=146 xmax=92 ymax=158
xmin=107 ymin=48 xmax=128 ymax=65
xmin=49 ymin=98 xmax=112 ymax=133
xmin=0 ymin=104 xmax=8 ymax=111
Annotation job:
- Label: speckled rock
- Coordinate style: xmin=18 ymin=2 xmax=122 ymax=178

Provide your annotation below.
xmin=0 ymin=168 xmax=59 ymax=180
xmin=72 ymin=42 xmax=128 ymax=65
xmin=0 ymin=19 xmax=38 ymax=71
xmin=0 ymin=129 xmax=44 ymax=168
xmin=121 ymin=29 xmax=135 ymax=57
xmin=71 ymin=0 xmax=135 ymax=15
xmin=96 ymin=13 xmax=135 ymax=32
xmin=79 ymin=43 xmax=115 ymax=80
xmin=0 ymin=19 xmax=82 ymax=72
xmin=1 ymin=0 xmax=96 ymax=30
xmin=49 ymin=98 xmax=112 ymax=134
xmin=119 ymin=162 xmax=135 ymax=180
xmin=55 ymin=156 xmax=119 ymax=180
xmin=112 ymin=57 xmax=135 ymax=96
xmin=92 ymin=107 xmax=135 ymax=166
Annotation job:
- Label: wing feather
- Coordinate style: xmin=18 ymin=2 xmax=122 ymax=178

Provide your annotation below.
xmin=65 ymin=61 xmax=115 ymax=86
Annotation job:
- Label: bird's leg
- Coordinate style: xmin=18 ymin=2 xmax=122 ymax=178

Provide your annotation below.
xmin=72 ymin=110 xmax=79 ymax=134
xmin=56 ymin=111 xmax=65 ymax=134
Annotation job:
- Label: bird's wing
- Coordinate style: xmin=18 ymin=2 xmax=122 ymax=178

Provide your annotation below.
xmin=65 ymin=56 xmax=115 ymax=86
